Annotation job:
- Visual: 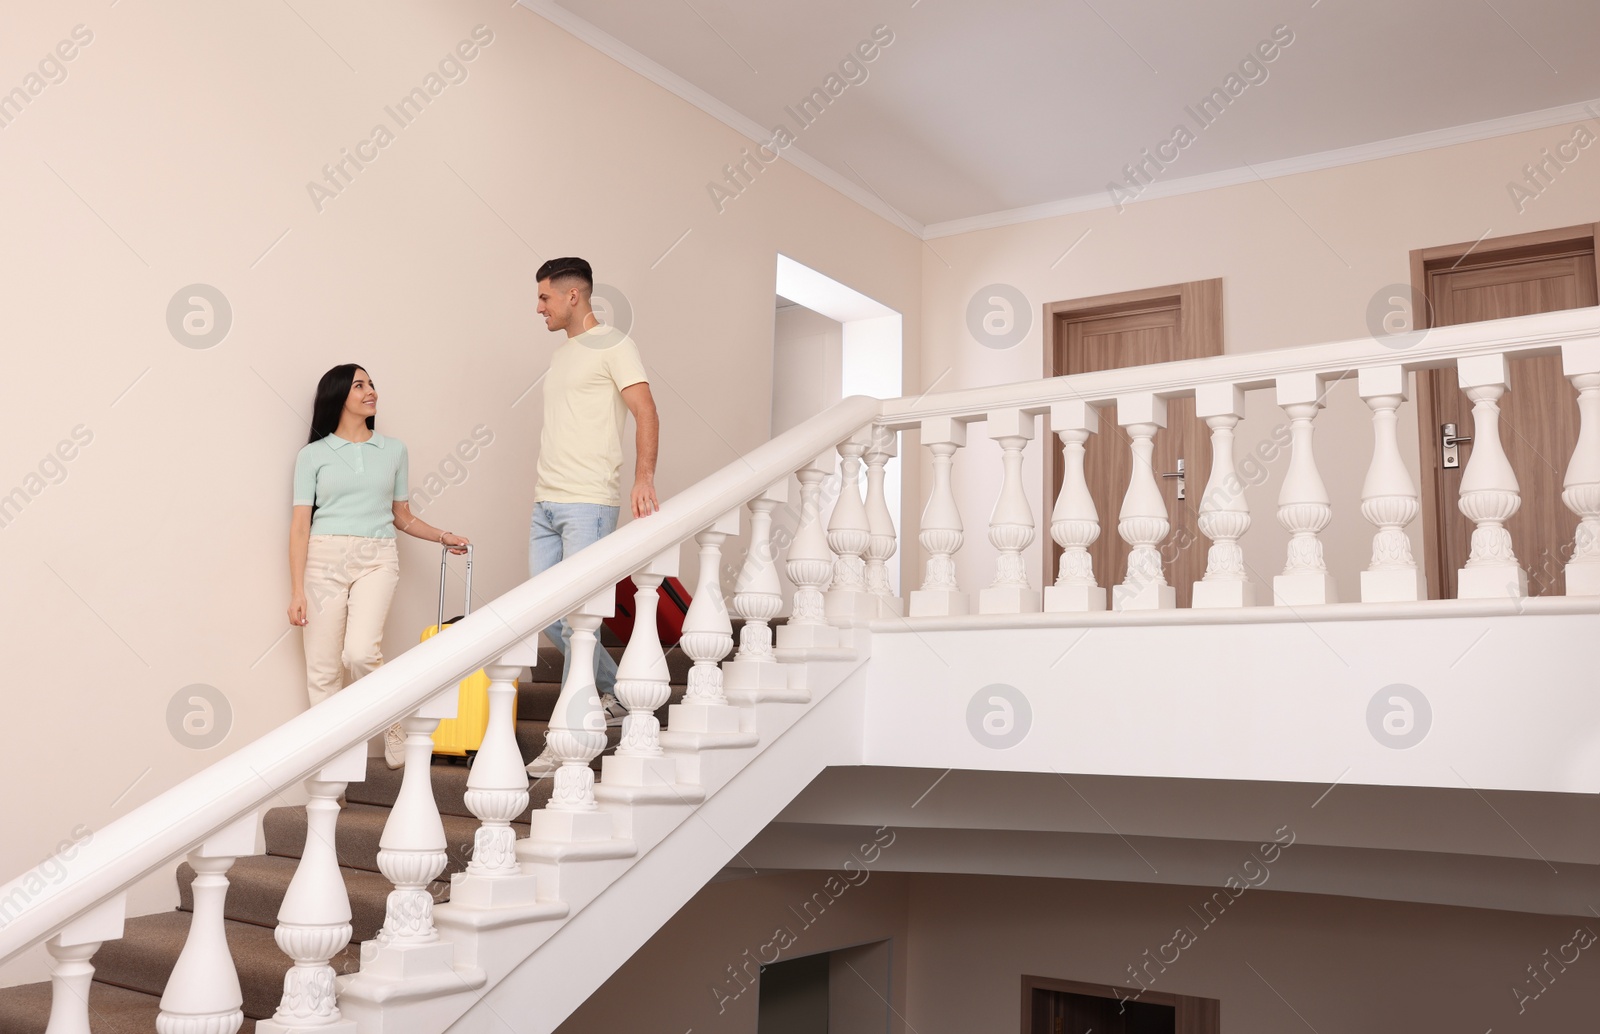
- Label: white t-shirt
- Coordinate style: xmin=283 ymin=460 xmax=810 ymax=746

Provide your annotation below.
xmin=534 ymin=324 xmax=648 ymax=506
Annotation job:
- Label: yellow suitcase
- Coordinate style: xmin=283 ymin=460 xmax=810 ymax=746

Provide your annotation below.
xmin=427 ymin=544 xmax=492 ymax=759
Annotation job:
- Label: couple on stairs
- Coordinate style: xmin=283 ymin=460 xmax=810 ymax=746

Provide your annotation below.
xmin=286 ymin=256 xmax=661 ymax=772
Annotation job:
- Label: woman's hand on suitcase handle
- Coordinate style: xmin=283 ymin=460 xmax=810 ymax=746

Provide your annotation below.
xmin=288 ymin=592 xmax=308 ymax=627
xmin=442 ymin=531 xmax=471 ymax=555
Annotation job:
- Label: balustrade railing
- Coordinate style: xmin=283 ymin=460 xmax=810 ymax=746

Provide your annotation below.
xmin=881 ymin=306 xmax=1600 ymax=616
xmin=4 ymin=307 xmax=1597 ymax=1032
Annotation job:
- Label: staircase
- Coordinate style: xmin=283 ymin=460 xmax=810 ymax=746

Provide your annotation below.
xmin=0 ymin=642 xmax=687 ymax=1034
xmin=3 ymin=307 xmax=1599 ymax=1034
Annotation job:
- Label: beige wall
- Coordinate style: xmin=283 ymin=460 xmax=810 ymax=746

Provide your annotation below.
xmin=917 ymin=120 xmax=1600 ymax=598
xmin=905 ymin=874 xmax=1598 ymax=1033
xmin=0 ymin=0 xmax=920 ymax=965
xmin=556 ymin=869 xmax=1598 ymax=1033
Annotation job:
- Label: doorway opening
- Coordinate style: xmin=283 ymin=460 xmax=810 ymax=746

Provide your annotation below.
xmin=772 ymin=255 xmax=904 ymax=593
xmin=1022 ymin=975 xmax=1219 ymax=1034
xmin=758 ymin=940 xmax=892 ymax=1033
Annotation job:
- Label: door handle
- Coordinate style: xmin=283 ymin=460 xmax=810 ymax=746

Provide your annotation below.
xmin=1441 ymin=423 xmax=1472 ymax=469
xmin=1160 ymin=457 xmax=1185 ymax=500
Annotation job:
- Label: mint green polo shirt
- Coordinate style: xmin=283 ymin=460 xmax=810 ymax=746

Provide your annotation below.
xmin=292 ymin=432 xmax=409 ymax=538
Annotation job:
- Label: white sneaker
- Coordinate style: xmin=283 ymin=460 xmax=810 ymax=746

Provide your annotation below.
xmin=600 ymin=693 xmax=627 ymax=728
xmin=383 ymin=723 xmax=406 ymax=770
xmin=525 ymin=748 xmax=560 ymax=777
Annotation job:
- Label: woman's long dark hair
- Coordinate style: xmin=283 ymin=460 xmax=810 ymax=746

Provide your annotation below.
xmin=308 ymin=364 xmax=374 ymax=444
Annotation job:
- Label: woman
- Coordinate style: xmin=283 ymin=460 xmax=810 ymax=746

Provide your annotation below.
xmin=288 ymin=364 xmax=470 ymax=768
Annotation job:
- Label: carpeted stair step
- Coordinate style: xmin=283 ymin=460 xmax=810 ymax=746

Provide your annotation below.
xmin=347 ymin=756 xmax=557 ymax=818
xmin=92 ymin=910 xmax=358 ymax=1022
xmin=263 ymin=802 xmax=527 ymax=877
xmin=176 ymin=854 xmax=393 ymax=936
xmin=0 ymin=978 xmax=232 ymax=1034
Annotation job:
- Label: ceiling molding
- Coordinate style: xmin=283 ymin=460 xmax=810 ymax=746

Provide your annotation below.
xmin=922 ymin=96 xmax=1600 ymax=239
xmin=519 ymin=0 xmax=927 ymax=239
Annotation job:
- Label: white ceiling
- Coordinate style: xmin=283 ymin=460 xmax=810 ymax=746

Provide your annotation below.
xmin=531 ymin=0 xmax=1600 ymax=237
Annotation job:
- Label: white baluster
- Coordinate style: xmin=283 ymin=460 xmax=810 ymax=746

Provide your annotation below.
xmin=43 ymin=895 xmax=124 ymax=1034
xmin=979 ymin=408 xmax=1040 ymax=613
xmin=661 ymin=512 xmax=760 ymax=771
xmin=908 ymin=417 xmax=970 ymax=617
xmin=342 ymin=696 xmax=472 ymax=1003
xmin=824 ymin=429 xmax=876 ymax=624
xmin=1357 ymin=366 xmax=1426 ymax=602
xmin=372 ymin=715 xmax=449 ymax=946
xmin=1114 ymin=394 xmax=1176 ymax=611
xmin=258 ymin=747 xmax=365 ymax=1034
xmin=1192 ymin=384 xmax=1256 ymax=609
xmin=673 ymin=510 xmax=746 ymax=734
xmin=525 ymin=589 xmax=620 ymax=849
xmin=602 ymin=550 xmax=685 ymax=795
xmin=725 ymin=482 xmax=798 ymax=699
xmin=1563 ymin=343 xmax=1600 ymax=596
xmin=778 ymin=454 xmax=841 ymax=648
xmin=1455 ymin=354 xmax=1527 ymax=598
xmin=1273 ymin=373 xmax=1337 ymax=605
xmin=862 ymin=426 xmax=901 ymax=616
xmin=1044 ymin=400 xmax=1105 ymax=613
xmin=463 ymin=667 xmax=529 ymax=878
xmin=157 ymin=813 xmax=258 ymax=1034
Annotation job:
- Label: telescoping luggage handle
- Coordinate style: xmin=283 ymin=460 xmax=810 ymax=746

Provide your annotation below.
xmin=437 ymin=543 xmax=474 ymax=629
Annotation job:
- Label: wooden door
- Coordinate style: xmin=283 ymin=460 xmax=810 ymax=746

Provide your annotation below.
xmin=1046 ymin=280 xmax=1222 ymax=608
xmin=1413 ymin=227 xmax=1598 ymax=598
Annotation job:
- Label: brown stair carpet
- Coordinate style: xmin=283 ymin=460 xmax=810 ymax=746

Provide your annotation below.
xmin=0 ymin=641 xmax=691 ymax=1034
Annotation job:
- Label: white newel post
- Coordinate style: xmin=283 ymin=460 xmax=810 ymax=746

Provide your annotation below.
xmin=778 ymin=454 xmax=842 ymax=648
xmin=1114 ymin=393 xmax=1176 ymax=611
xmin=1455 ymin=353 xmax=1527 ymax=598
xmin=979 ymin=408 xmax=1040 ymax=613
xmin=1273 ymin=373 xmax=1337 ymax=605
xmin=1044 ymin=399 xmax=1105 ymax=613
xmin=673 ymin=509 xmax=745 ymax=733
xmin=43 ymin=895 xmax=124 ymax=1034
xmin=725 ymin=481 xmax=796 ymax=698
xmin=526 ymin=589 xmax=619 ymax=846
xmin=1192 ymin=384 xmax=1256 ymax=609
xmin=156 ymin=812 xmax=259 ymax=1034
xmin=603 ymin=549 xmax=683 ymax=793
xmin=1562 ymin=342 xmax=1600 ymax=596
xmin=863 ymin=426 xmax=901 ymax=615
xmin=1358 ymin=365 xmax=1426 ymax=602
xmin=908 ymin=417 xmax=969 ymax=617
xmin=824 ymin=429 xmax=876 ymax=624
xmin=258 ymin=746 xmax=366 ymax=1034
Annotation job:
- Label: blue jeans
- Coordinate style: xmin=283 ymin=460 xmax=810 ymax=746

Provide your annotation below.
xmin=529 ymin=501 xmax=621 ymax=695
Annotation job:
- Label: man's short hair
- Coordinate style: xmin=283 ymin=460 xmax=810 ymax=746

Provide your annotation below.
xmin=537 ymin=257 xmax=593 ymax=290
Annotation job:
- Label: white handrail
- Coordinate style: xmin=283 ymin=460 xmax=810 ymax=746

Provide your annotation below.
xmin=878 ymin=306 xmax=1600 ymax=426
xmin=0 ymin=394 xmax=883 ymax=964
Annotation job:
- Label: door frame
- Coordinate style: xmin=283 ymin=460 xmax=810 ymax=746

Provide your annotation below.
xmin=1041 ymin=279 xmax=1224 ymax=591
xmin=1409 ymin=223 xmax=1600 ymax=597
xmin=1020 ymin=974 xmax=1221 ymax=1034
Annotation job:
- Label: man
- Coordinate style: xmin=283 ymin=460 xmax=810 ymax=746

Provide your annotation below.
xmin=525 ymin=257 xmax=659 ymax=776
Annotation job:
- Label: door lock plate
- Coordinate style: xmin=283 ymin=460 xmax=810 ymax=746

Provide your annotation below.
xmin=1441 ymin=422 xmax=1472 ymax=469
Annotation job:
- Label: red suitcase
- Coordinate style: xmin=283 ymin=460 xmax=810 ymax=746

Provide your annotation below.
xmin=605 ymin=576 xmax=693 ymax=647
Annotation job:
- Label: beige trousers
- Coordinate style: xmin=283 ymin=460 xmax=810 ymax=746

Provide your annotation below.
xmin=303 ymin=535 xmax=400 ymax=707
